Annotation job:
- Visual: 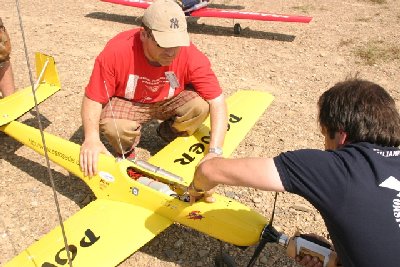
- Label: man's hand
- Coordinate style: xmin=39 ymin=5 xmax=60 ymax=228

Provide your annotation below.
xmin=289 ymin=234 xmax=339 ymax=267
xmin=188 ymin=181 xmax=215 ymax=204
xmin=197 ymin=151 xmax=221 ymax=166
xmin=295 ymin=255 xmax=324 ymax=267
xmin=80 ymin=139 xmax=111 ymax=177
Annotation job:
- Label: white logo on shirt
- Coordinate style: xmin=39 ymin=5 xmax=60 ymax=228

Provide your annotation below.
xmin=125 ymin=74 xmax=139 ymax=100
xmin=380 ymin=176 xmax=400 ymax=197
xmin=373 ymin=148 xmax=400 ymax=157
xmin=380 ymin=176 xmax=400 ymax=227
xmin=165 ymin=71 xmax=179 ymax=99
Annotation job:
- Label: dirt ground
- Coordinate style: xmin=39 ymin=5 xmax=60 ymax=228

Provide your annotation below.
xmin=1 ymin=0 xmax=399 ymax=266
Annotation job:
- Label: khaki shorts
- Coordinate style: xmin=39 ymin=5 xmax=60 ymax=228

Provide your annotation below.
xmin=99 ymin=90 xmax=209 ymax=154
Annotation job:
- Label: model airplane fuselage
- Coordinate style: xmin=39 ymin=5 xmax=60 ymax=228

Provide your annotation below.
xmin=1 ymin=53 xmax=274 ymax=266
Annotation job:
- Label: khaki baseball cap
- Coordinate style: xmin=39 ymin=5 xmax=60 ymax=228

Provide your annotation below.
xmin=142 ymin=0 xmax=190 ymax=48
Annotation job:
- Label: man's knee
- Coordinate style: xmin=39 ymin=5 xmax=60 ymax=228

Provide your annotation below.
xmin=100 ymin=118 xmax=141 ymax=153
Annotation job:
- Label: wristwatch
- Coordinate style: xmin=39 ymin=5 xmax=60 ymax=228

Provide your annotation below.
xmin=208 ymin=147 xmax=223 ymax=156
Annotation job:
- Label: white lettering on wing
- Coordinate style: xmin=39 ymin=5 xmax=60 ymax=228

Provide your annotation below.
xmin=219 ymin=10 xmax=290 ymax=19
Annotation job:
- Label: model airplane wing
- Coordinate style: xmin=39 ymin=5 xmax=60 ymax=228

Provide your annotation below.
xmin=4 ymin=199 xmax=172 ymax=267
xmin=190 ymin=8 xmax=312 ymax=23
xmin=2 ymin=53 xmax=271 ymax=266
xmin=100 ymin=0 xmax=312 ymax=23
xmin=0 ymin=53 xmax=60 ymax=126
xmin=148 ymin=90 xmax=274 ymax=183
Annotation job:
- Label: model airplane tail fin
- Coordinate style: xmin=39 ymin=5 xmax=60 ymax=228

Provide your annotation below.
xmin=4 ymin=199 xmax=172 ymax=267
xmin=148 ymin=90 xmax=274 ymax=183
xmin=0 ymin=52 xmax=61 ymax=126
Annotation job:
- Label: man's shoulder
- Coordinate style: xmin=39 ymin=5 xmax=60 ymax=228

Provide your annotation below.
xmin=182 ymin=42 xmax=203 ymax=54
xmin=179 ymin=42 xmax=211 ymax=66
xmin=108 ymin=28 xmax=141 ymax=44
xmin=99 ymin=28 xmax=141 ymax=58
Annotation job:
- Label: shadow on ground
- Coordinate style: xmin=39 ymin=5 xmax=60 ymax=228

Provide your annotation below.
xmin=85 ymin=12 xmax=296 ymax=42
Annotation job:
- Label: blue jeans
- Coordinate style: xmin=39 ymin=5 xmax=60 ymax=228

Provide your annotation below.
xmin=182 ymin=0 xmax=201 ymax=9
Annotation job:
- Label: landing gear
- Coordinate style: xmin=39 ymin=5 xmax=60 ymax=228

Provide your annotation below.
xmin=233 ymin=23 xmax=242 ymax=35
xmin=214 ymin=252 xmax=236 ymax=267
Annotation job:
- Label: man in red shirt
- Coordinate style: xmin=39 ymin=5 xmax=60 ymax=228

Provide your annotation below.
xmin=80 ymin=0 xmax=227 ymax=176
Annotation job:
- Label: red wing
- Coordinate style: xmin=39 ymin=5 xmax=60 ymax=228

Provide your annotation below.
xmin=101 ymin=0 xmax=152 ymax=9
xmin=190 ymin=8 xmax=312 ymax=23
xmin=100 ymin=0 xmax=312 ymax=23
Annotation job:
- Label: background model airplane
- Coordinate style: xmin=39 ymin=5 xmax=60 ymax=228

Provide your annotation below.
xmin=101 ymin=0 xmax=313 ymax=34
xmin=2 ymin=53 xmax=275 ymax=266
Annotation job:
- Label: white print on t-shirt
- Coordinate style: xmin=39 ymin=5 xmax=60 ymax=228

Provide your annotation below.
xmin=379 ymin=176 xmax=400 ymax=228
xmin=125 ymin=74 xmax=139 ymax=100
xmin=380 ymin=176 xmax=400 ymax=197
xmin=141 ymin=76 xmax=167 ymax=93
xmin=392 ymin=198 xmax=400 ymax=227
xmin=125 ymin=75 xmax=169 ymax=102
xmin=373 ymin=148 xmax=400 ymax=157
xmin=165 ymin=71 xmax=180 ymax=99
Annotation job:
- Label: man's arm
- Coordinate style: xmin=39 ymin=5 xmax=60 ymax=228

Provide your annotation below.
xmin=0 ymin=61 xmax=15 ymax=97
xmin=192 ymin=157 xmax=285 ymax=193
xmin=205 ymin=94 xmax=227 ymax=158
xmin=80 ymin=95 xmax=111 ymax=176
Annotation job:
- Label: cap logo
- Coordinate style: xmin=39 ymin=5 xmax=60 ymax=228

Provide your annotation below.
xmin=170 ymin=18 xmax=179 ymax=29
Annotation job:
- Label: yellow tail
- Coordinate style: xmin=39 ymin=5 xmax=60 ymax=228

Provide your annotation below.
xmin=0 ymin=52 xmax=61 ymax=126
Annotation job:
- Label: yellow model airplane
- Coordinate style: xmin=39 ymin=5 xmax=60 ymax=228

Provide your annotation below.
xmin=1 ymin=53 xmax=274 ymax=267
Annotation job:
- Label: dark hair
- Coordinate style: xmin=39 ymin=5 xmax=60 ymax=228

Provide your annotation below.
xmin=318 ymin=79 xmax=400 ymax=147
xmin=141 ymin=23 xmax=151 ymax=33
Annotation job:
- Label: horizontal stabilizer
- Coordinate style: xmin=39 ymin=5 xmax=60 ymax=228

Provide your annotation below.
xmin=0 ymin=53 xmax=61 ymax=126
xmin=4 ymin=199 xmax=172 ymax=267
xmin=148 ymin=90 xmax=274 ymax=183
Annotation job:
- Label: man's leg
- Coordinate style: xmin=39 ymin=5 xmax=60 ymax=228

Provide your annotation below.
xmin=0 ymin=61 xmax=15 ymax=97
xmin=157 ymin=91 xmax=209 ymax=142
xmin=99 ymin=97 xmax=151 ymax=156
xmin=0 ymin=18 xmax=14 ymax=98
xmin=100 ymin=118 xmax=141 ymax=156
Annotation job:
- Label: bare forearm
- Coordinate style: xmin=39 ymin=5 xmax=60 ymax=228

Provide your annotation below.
xmin=194 ymin=157 xmax=285 ymax=192
xmin=81 ymin=95 xmax=103 ymax=141
xmin=208 ymin=94 xmax=227 ymax=149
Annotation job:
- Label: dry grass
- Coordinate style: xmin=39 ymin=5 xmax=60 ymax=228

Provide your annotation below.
xmin=290 ymin=5 xmax=314 ymax=14
xmin=360 ymin=0 xmax=387 ymax=4
xmin=354 ymin=41 xmax=400 ymax=65
xmin=338 ymin=38 xmax=355 ymax=48
xmin=356 ymin=17 xmax=372 ymax=22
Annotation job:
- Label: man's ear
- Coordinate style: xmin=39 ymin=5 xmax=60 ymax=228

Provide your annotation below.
xmin=338 ymin=130 xmax=348 ymax=145
xmin=139 ymin=28 xmax=146 ymax=41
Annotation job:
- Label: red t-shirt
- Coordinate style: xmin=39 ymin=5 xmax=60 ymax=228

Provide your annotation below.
xmin=85 ymin=29 xmax=222 ymax=104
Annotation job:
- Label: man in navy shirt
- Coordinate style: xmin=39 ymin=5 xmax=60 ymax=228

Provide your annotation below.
xmin=189 ymin=79 xmax=400 ymax=267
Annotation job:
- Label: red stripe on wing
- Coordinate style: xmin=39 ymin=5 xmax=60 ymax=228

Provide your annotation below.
xmin=101 ymin=0 xmax=151 ymax=9
xmin=190 ymin=8 xmax=312 ymax=23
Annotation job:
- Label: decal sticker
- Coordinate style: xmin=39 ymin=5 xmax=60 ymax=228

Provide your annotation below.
xmin=187 ymin=211 xmax=204 ymax=220
xmin=99 ymin=171 xmax=115 ymax=183
xmin=99 ymin=180 xmax=110 ymax=190
xmin=41 ymin=229 xmax=100 ymax=266
xmin=173 ymin=113 xmax=243 ymax=165
xmin=131 ymin=187 xmax=139 ymax=196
